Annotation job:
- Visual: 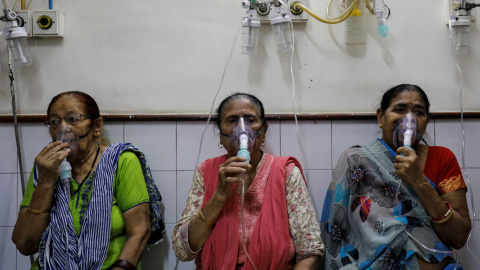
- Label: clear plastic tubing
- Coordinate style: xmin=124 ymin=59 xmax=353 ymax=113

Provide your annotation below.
xmin=236 ymin=119 xmax=257 ymax=270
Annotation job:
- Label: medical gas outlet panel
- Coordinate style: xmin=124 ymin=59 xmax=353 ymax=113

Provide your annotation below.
xmin=16 ymin=10 xmax=64 ymax=37
xmin=246 ymin=0 xmax=310 ymax=23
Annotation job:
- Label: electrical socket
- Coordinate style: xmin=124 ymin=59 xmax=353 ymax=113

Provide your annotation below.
xmin=257 ymin=0 xmax=310 ymax=23
xmin=15 ymin=10 xmax=31 ymax=36
xmin=32 ymin=10 xmax=64 ymax=37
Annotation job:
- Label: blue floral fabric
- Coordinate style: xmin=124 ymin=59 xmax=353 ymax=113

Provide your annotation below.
xmin=320 ymin=139 xmax=454 ymax=270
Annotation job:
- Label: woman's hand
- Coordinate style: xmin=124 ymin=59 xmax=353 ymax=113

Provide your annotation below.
xmin=12 ymin=141 xmax=69 ymax=255
xmin=34 ymin=141 xmax=70 ymax=186
xmin=215 ymin=156 xmax=251 ymax=199
xmin=394 ymin=146 xmax=426 ymax=188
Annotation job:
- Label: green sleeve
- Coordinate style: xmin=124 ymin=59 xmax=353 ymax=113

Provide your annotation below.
xmin=20 ymin=165 xmax=36 ymax=209
xmin=114 ymin=151 xmax=150 ymax=212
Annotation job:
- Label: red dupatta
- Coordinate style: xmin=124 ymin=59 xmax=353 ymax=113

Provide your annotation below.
xmin=197 ymin=154 xmax=302 ymax=270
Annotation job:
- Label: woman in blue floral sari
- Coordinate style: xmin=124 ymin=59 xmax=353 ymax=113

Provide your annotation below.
xmin=321 ymin=84 xmax=471 ymax=270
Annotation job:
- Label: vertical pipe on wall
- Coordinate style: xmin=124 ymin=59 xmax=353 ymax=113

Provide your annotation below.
xmin=49 ymin=0 xmax=52 ymax=9
xmin=21 ymin=0 xmax=25 ymax=10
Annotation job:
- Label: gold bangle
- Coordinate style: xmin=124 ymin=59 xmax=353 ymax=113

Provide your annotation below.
xmin=431 ymin=210 xmax=454 ymax=224
xmin=199 ymin=209 xmax=214 ymax=226
xmin=27 ymin=207 xmax=50 ymax=214
xmin=429 ymin=201 xmax=454 ymax=224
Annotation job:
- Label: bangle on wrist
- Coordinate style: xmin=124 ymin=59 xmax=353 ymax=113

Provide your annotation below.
xmin=199 ymin=209 xmax=214 ymax=226
xmin=429 ymin=201 xmax=454 ymax=224
xmin=27 ymin=207 xmax=50 ymax=214
xmin=110 ymin=260 xmax=137 ymax=270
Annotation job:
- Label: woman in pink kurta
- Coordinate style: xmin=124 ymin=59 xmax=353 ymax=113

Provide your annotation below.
xmin=172 ymin=93 xmax=324 ymax=269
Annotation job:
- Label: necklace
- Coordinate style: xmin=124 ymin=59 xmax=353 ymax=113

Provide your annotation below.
xmin=81 ymin=145 xmax=100 ymax=183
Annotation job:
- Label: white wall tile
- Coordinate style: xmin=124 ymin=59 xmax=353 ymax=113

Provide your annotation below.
xmin=101 ymin=121 xmax=124 ymax=145
xmin=0 ymin=174 xmax=18 ymax=226
xmin=305 ymin=170 xmax=333 ymax=222
xmin=435 ymin=119 xmax=479 ymax=168
xmin=124 ymin=122 xmax=176 ymax=171
xmin=423 ymin=120 xmax=435 ymax=146
xmin=458 ymin=225 xmax=480 ymax=269
xmin=0 ymin=227 xmax=16 ymax=270
xmin=141 ymin=224 xmax=195 ymax=270
xmin=176 ymin=171 xmax=195 ymax=221
xmin=262 ymin=120 xmax=280 ymax=157
xmin=17 ymin=251 xmax=36 ymax=270
xmin=17 ymin=173 xmax=30 ymax=209
xmin=465 ymin=169 xmax=480 ymax=221
xmin=177 ymin=122 xmax=225 ymax=171
xmin=332 ymin=120 xmax=379 ymax=168
xmin=19 ymin=123 xmax=52 ymax=173
xmin=152 ymin=171 xmax=177 ymax=224
xmin=281 ymin=121 xmax=331 ymax=170
xmin=0 ymin=124 xmax=18 ymax=173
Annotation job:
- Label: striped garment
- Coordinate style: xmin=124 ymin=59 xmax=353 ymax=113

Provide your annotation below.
xmin=34 ymin=142 xmax=165 ymax=270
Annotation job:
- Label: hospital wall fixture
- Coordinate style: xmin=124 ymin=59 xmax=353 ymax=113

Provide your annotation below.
xmin=32 ymin=10 xmax=64 ymax=37
xmin=242 ymin=0 xmax=392 ymax=51
xmin=448 ymin=0 xmax=479 ymax=54
xmin=241 ymin=0 xmax=300 ymax=54
xmin=0 ymin=4 xmax=32 ymax=67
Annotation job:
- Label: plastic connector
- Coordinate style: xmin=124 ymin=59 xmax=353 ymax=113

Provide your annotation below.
xmin=290 ymin=1 xmax=303 ymax=15
xmin=59 ymin=159 xmax=72 ymax=181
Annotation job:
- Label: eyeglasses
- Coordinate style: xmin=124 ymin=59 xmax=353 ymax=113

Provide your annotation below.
xmin=44 ymin=113 xmax=95 ymax=128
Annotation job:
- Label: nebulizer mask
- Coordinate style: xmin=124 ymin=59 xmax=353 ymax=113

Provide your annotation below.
xmin=231 ymin=117 xmax=256 ymax=163
xmin=56 ymin=126 xmax=79 ymax=200
xmin=230 ymin=117 xmax=259 ymax=269
xmin=393 ymin=112 xmax=419 ymax=149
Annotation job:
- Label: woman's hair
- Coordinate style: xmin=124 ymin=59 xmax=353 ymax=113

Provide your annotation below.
xmin=380 ymin=84 xmax=430 ymax=115
xmin=47 ymin=91 xmax=100 ymax=118
xmin=215 ymin=92 xmax=267 ymax=130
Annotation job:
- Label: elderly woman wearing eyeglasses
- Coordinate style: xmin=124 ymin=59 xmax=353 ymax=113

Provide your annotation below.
xmin=12 ymin=91 xmax=165 ymax=270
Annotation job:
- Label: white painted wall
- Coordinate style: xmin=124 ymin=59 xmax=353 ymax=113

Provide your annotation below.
xmin=0 ymin=0 xmax=478 ymax=115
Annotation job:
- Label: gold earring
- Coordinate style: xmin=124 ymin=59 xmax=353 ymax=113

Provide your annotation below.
xmin=378 ymin=123 xmax=382 ymax=128
xmin=95 ymin=131 xmax=101 ymax=137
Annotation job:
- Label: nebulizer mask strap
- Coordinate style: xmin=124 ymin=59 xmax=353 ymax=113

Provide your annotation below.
xmin=219 ymin=119 xmax=264 ymax=138
xmin=77 ymin=118 xmax=98 ymax=140
xmin=49 ymin=118 xmax=99 ymax=144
